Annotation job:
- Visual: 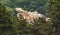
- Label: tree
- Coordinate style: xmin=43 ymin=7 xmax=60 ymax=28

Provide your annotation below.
xmin=0 ymin=3 xmax=20 ymax=35
xmin=48 ymin=0 xmax=60 ymax=35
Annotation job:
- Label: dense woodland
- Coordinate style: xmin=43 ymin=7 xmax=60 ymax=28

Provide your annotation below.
xmin=0 ymin=0 xmax=60 ymax=35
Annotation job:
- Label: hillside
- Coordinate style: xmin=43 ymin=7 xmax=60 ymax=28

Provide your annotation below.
xmin=0 ymin=0 xmax=60 ymax=35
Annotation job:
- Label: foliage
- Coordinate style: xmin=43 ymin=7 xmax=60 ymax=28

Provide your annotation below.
xmin=48 ymin=0 xmax=60 ymax=35
xmin=1 ymin=0 xmax=48 ymax=14
xmin=0 ymin=0 xmax=54 ymax=35
xmin=0 ymin=3 xmax=20 ymax=35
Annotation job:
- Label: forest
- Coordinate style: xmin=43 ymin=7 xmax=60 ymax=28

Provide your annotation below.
xmin=0 ymin=0 xmax=60 ymax=35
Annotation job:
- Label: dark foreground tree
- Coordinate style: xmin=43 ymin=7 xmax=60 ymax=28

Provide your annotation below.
xmin=0 ymin=3 xmax=20 ymax=35
xmin=48 ymin=0 xmax=60 ymax=35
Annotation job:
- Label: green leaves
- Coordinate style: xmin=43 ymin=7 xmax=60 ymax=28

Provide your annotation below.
xmin=0 ymin=0 xmax=54 ymax=35
xmin=48 ymin=0 xmax=60 ymax=35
